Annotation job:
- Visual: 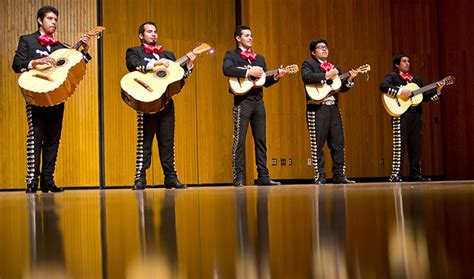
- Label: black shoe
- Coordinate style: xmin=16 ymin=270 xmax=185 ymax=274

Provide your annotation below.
xmin=164 ymin=180 xmax=187 ymax=189
xmin=315 ymin=176 xmax=327 ymax=185
xmin=41 ymin=182 xmax=64 ymax=193
xmin=233 ymin=179 xmax=245 ymax=187
xmin=410 ymin=175 xmax=431 ymax=182
xmin=390 ymin=176 xmax=403 ymax=182
xmin=132 ymin=179 xmax=146 ymax=190
xmin=256 ymin=178 xmax=281 ymax=186
xmin=25 ymin=182 xmax=38 ymax=194
xmin=333 ymin=176 xmax=355 ymax=184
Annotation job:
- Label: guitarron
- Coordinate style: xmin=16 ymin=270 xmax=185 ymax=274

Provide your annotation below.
xmin=18 ymin=26 xmax=105 ymax=106
xmin=120 ymin=43 xmax=213 ymax=113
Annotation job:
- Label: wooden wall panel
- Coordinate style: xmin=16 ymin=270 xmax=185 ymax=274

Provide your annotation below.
xmin=1 ymin=0 xmax=99 ymax=189
xmin=438 ymin=0 xmax=474 ymax=179
xmin=103 ymin=0 xmax=235 ymax=186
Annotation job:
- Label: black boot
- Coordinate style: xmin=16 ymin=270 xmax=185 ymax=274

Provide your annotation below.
xmin=25 ymin=180 xmax=38 ymax=194
xmin=164 ymin=178 xmax=187 ymax=189
xmin=333 ymin=176 xmax=355 ymax=184
xmin=132 ymin=171 xmax=146 ymax=190
xmin=41 ymin=181 xmax=64 ymax=193
xmin=256 ymin=177 xmax=281 ymax=186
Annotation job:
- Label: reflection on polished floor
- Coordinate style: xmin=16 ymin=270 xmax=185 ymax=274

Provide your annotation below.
xmin=1 ymin=181 xmax=473 ymax=278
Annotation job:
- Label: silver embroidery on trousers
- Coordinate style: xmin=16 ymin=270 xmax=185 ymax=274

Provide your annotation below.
xmin=25 ymin=104 xmax=35 ymax=184
xmin=232 ymin=106 xmax=242 ymax=181
xmin=390 ymin=117 xmax=402 ymax=181
xmin=307 ymin=111 xmax=320 ymax=182
xmin=135 ymin=113 xmax=145 ymax=180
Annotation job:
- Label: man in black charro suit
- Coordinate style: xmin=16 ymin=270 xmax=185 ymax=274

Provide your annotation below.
xmin=12 ymin=6 xmax=92 ymax=193
xmin=125 ymin=21 xmax=195 ymax=190
xmin=301 ymin=38 xmax=358 ymax=184
xmin=223 ymin=25 xmax=286 ymax=187
xmin=380 ymin=53 xmax=444 ymax=182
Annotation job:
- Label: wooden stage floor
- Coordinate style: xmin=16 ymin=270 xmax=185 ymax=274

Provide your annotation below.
xmin=1 ymin=181 xmax=473 ymax=278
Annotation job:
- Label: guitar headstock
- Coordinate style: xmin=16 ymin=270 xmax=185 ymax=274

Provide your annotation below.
xmin=441 ymin=75 xmax=455 ymax=85
xmin=86 ymin=26 xmax=106 ymax=38
xmin=192 ymin=43 xmax=214 ymax=56
xmin=284 ymin=64 xmax=299 ymax=74
xmin=356 ymin=64 xmax=371 ymax=74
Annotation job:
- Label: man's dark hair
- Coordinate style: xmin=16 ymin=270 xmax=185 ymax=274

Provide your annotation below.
xmin=309 ymin=38 xmax=328 ymax=53
xmin=36 ymin=6 xmax=59 ymax=28
xmin=138 ymin=21 xmax=156 ymax=36
xmin=234 ymin=25 xmax=251 ymax=39
xmin=392 ymin=53 xmax=410 ymax=69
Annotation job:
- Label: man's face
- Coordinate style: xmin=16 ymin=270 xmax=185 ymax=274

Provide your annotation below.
xmin=38 ymin=12 xmax=57 ymax=35
xmin=236 ymin=29 xmax=253 ymax=49
xmin=312 ymin=42 xmax=329 ymax=61
xmin=397 ymin=57 xmax=410 ymax=73
xmin=139 ymin=24 xmax=158 ymax=45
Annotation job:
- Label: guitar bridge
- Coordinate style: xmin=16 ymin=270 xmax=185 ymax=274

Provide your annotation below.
xmin=134 ymin=78 xmax=153 ymax=92
xmin=32 ymin=73 xmax=53 ymax=81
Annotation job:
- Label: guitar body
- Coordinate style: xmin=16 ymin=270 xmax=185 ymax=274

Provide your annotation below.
xmin=120 ymin=61 xmax=185 ymax=113
xmin=18 ymin=48 xmax=86 ymax=106
xmin=382 ymin=83 xmax=423 ymax=117
xmin=229 ymin=75 xmax=266 ymax=95
xmin=305 ymin=76 xmax=342 ymax=100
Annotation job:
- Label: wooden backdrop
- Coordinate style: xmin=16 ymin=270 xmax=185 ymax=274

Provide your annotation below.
xmin=1 ymin=0 xmax=99 ymax=189
xmin=2 ymin=0 xmax=472 ymax=189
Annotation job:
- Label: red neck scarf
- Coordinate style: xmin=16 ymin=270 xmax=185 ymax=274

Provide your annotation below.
xmin=399 ymin=72 xmax=413 ymax=82
xmin=319 ymin=61 xmax=335 ymax=72
xmin=240 ymin=49 xmax=257 ymax=61
xmin=143 ymin=44 xmax=163 ymax=54
xmin=38 ymin=34 xmax=59 ymax=46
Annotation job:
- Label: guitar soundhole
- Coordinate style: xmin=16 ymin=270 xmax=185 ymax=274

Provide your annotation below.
xmin=56 ymin=59 xmax=67 ymax=67
xmin=326 ymin=79 xmax=333 ymax=85
xmin=155 ymin=71 xmax=167 ymax=78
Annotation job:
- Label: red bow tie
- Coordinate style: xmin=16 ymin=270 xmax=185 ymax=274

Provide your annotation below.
xmin=399 ymin=72 xmax=413 ymax=82
xmin=143 ymin=44 xmax=163 ymax=54
xmin=319 ymin=61 xmax=335 ymax=72
xmin=38 ymin=34 xmax=59 ymax=46
xmin=240 ymin=50 xmax=257 ymax=61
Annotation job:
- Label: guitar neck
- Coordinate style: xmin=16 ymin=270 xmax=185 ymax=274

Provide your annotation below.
xmin=265 ymin=69 xmax=279 ymax=76
xmin=412 ymin=81 xmax=438 ymax=96
xmin=339 ymin=72 xmax=350 ymax=80
xmin=175 ymin=55 xmax=189 ymax=66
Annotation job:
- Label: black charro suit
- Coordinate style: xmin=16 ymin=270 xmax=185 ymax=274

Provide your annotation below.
xmin=126 ymin=45 xmax=192 ymax=187
xmin=301 ymin=58 xmax=354 ymax=183
xmin=380 ymin=71 xmax=441 ymax=181
xmin=12 ymin=31 xmax=91 ymax=189
xmin=223 ymin=48 xmax=279 ymax=184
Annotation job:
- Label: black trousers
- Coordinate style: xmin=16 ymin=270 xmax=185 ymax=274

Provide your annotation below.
xmin=135 ymin=100 xmax=177 ymax=183
xmin=306 ymin=104 xmax=346 ymax=181
xmin=232 ymin=96 xmax=269 ymax=182
xmin=390 ymin=110 xmax=423 ymax=178
xmin=25 ymin=104 xmax=64 ymax=185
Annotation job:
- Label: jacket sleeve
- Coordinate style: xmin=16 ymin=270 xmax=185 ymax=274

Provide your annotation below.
xmin=223 ymin=51 xmax=247 ymax=78
xmin=380 ymin=73 xmax=399 ymax=97
xmin=126 ymin=48 xmax=147 ymax=73
xmin=301 ymin=60 xmax=326 ymax=84
xmin=12 ymin=35 xmax=31 ymax=73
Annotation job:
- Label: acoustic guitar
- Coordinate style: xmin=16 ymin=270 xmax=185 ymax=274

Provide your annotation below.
xmin=120 ymin=43 xmax=213 ymax=113
xmin=382 ymin=75 xmax=455 ymax=117
xmin=305 ymin=64 xmax=370 ymax=100
xmin=229 ymin=64 xmax=299 ymax=95
xmin=18 ymin=26 xmax=105 ymax=106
